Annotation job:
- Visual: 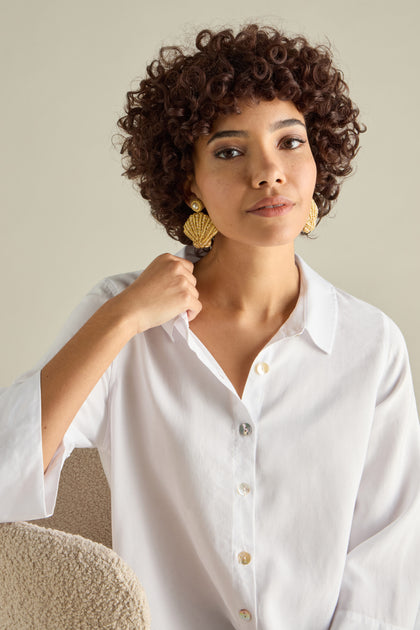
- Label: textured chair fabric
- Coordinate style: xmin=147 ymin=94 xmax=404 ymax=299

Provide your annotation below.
xmin=0 ymin=521 xmax=151 ymax=630
xmin=32 ymin=448 xmax=112 ymax=548
xmin=0 ymin=450 xmax=150 ymax=630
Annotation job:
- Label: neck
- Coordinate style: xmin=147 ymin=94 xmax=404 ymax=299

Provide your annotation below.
xmin=193 ymin=237 xmax=300 ymax=322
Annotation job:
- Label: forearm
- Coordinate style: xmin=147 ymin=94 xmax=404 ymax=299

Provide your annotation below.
xmin=40 ymin=253 xmax=200 ymax=473
xmin=40 ymin=296 xmax=135 ymax=472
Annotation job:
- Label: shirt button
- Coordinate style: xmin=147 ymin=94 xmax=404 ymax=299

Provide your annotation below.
xmin=239 ymin=423 xmax=252 ymax=436
xmin=255 ymin=361 xmax=269 ymax=375
xmin=238 ymin=551 xmax=251 ymax=565
xmin=237 ymin=482 xmax=251 ymax=496
xmin=239 ymin=609 xmax=252 ymax=621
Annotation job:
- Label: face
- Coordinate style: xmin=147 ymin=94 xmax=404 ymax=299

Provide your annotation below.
xmin=188 ymin=99 xmax=317 ymax=248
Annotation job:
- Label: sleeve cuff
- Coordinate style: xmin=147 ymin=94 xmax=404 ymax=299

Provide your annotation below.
xmin=0 ymin=371 xmax=74 ymax=522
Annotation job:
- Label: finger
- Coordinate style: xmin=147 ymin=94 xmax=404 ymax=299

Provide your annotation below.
xmin=174 ymin=263 xmax=197 ymax=287
xmin=172 ymin=256 xmax=194 ymax=274
xmin=183 ymin=270 xmax=197 ymax=287
xmin=186 ymin=299 xmax=202 ymax=322
xmin=186 ymin=308 xmax=199 ymax=322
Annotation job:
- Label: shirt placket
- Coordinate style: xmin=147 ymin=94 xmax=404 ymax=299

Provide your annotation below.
xmin=178 ymin=314 xmax=273 ymax=627
xmin=231 ymin=354 xmax=270 ymax=628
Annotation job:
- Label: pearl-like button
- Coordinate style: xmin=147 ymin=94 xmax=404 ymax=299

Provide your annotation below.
xmin=237 ymin=482 xmax=251 ymax=496
xmin=238 ymin=551 xmax=251 ymax=565
xmin=239 ymin=423 xmax=252 ymax=436
xmin=239 ymin=609 xmax=252 ymax=621
xmin=255 ymin=361 xmax=269 ymax=375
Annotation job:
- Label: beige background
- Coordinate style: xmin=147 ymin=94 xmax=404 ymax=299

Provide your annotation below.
xmin=1 ymin=0 xmax=419 ymax=404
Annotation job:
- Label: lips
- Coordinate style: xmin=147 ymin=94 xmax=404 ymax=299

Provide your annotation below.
xmin=246 ymin=196 xmax=294 ymax=216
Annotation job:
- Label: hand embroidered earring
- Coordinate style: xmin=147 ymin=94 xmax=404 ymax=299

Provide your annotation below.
xmin=183 ymin=199 xmax=218 ymax=248
xmin=302 ymin=199 xmax=319 ymax=234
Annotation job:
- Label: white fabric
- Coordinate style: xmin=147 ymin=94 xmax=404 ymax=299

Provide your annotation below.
xmin=1 ymin=247 xmax=419 ymax=630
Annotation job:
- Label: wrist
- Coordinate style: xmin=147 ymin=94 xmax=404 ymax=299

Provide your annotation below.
xmin=100 ymin=295 xmax=140 ymax=341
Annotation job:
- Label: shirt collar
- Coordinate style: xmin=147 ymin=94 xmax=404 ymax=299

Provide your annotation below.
xmin=161 ymin=247 xmax=337 ymax=355
xmin=295 ymin=254 xmax=337 ymax=354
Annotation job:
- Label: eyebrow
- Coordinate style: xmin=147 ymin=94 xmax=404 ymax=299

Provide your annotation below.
xmin=206 ymin=118 xmax=306 ymax=145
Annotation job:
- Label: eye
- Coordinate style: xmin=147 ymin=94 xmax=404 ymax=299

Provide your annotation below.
xmin=214 ymin=147 xmax=243 ymax=160
xmin=279 ymin=137 xmax=306 ymax=150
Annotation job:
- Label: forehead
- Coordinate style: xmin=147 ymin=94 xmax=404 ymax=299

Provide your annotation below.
xmin=210 ymin=99 xmax=305 ymax=132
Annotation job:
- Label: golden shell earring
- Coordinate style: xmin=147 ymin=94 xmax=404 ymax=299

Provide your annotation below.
xmin=183 ymin=199 xmax=218 ymax=248
xmin=302 ymin=199 xmax=319 ymax=234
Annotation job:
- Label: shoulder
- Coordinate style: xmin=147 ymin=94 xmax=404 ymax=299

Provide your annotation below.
xmin=86 ymin=246 xmax=197 ymax=301
xmin=87 ymin=270 xmax=142 ymax=300
xmin=86 ymin=247 xmax=197 ymax=300
xmin=333 ymin=284 xmax=404 ymax=349
xmin=332 ymin=289 xmax=411 ymax=392
xmin=57 ymin=270 xmax=143 ymax=342
xmin=298 ymin=255 xmax=407 ymax=359
xmin=327 ymin=277 xmax=409 ymax=381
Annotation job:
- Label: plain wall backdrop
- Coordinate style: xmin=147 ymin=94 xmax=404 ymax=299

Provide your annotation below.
xmin=1 ymin=0 xmax=419 ymax=406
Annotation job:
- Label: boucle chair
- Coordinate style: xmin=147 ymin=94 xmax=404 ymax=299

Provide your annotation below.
xmin=0 ymin=449 xmax=150 ymax=630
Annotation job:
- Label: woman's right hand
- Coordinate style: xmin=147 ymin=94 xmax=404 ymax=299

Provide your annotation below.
xmin=114 ymin=253 xmax=202 ymax=336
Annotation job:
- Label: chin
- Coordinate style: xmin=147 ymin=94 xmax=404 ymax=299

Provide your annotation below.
xmin=216 ymin=226 xmax=302 ymax=249
xmin=251 ymin=228 xmax=302 ymax=247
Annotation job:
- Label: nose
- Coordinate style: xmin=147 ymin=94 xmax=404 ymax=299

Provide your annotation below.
xmin=251 ymin=150 xmax=285 ymax=188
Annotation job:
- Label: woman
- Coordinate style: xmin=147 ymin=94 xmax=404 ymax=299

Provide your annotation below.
xmin=1 ymin=24 xmax=419 ymax=629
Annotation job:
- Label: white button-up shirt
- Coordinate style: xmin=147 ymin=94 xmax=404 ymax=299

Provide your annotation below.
xmin=1 ymin=248 xmax=420 ymax=629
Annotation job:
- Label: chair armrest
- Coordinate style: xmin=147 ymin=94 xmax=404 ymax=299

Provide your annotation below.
xmin=0 ymin=521 xmax=150 ymax=630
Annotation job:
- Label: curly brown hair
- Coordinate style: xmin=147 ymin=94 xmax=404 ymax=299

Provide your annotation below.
xmin=117 ymin=24 xmax=365 ymax=244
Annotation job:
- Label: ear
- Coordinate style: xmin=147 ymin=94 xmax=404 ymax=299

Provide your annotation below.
xmin=183 ymin=172 xmax=199 ymax=205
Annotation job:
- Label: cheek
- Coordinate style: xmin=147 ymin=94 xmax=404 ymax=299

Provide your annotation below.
xmin=299 ymin=158 xmax=317 ymax=195
xmin=308 ymin=156 xmax=318 ymax=185
xmin=197 ymin=173 xmax=235 ymax=206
